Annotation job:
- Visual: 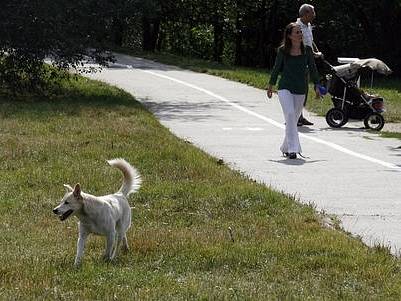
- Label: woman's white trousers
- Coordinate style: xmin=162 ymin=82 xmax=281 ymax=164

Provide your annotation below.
xmin=277 ymin=89 xmax=305 ymax=154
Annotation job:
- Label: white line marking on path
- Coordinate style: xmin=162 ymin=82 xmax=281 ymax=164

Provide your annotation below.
xmin=246 ymin=127 xmax=264 ymax=131
xmin=138 ymin=68 xmax=401 ymax=171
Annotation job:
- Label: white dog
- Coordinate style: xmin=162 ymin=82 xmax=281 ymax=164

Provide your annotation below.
xmin=53 ymin=159 xmax=141 ymax=266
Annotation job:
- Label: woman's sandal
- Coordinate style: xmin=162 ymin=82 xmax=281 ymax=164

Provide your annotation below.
xmin=283 ymin=152 xmax=297 ymax=159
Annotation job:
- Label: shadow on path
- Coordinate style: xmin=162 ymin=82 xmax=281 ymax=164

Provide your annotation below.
xmin=268 ymin=158 xmax=327 ymax=166
xmin=141 ymin=98 xmax=230 ymax=123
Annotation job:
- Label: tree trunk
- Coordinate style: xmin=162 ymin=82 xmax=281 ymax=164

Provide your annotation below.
xmin=142 ymin=17 xmax=161 ymax=51
xmin=265 ymin=0 xmax=279 ymax=68
xmin=213 ymin=19 xmax=224 ymax=62
xmin=234 ymin=0 xmax=242 ymax=65
xmin=256 ymin=0 xmax=267 ymax=67
xmin=112 ymin=18 xmax=124 ymax=47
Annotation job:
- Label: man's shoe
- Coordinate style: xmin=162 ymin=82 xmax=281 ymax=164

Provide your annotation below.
xmin=301 ymin=117 xmax=314 ymax=126
xmin=289 ymin=152 xmax=297 ymax=159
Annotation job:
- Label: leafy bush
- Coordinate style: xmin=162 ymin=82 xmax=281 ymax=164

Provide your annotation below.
xmin=0 ymin=0 xmax=118 ymax=94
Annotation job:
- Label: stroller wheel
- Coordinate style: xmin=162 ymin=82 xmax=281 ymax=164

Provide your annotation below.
xmin=326 ymin=108 xmax=348 ymax=128
xmin=364 ymin=112 xmax=385 ymax=131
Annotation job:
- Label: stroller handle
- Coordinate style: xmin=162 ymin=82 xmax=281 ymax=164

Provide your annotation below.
xmin=321 ymin=59 xmax=336 ymax=72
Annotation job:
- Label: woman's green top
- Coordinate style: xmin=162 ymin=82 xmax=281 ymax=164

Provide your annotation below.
xmin=268 ymin=47 xmax=320 ymax=94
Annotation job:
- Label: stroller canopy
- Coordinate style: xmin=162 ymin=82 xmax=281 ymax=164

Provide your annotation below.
xmin=333 ymin=58 xmax=392 ymax=78
xmin=332 ymin=64 xmax=358 ymax=79
xmin=350 ymin=58 xmax=392 ymax=75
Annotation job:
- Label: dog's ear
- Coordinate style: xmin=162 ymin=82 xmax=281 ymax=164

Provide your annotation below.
xmin=73 ymin=183 xmax=83 ymax=200
xmin=63 ymin=184 xmax=74 ymax=193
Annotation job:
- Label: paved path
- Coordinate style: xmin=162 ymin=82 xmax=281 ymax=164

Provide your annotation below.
xmin=86 ymin=53 xmax=401 ymax=255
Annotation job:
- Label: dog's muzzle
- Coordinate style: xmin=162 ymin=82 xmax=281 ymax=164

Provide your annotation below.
xmin=53 ymin=208 xmax=74 ymax=221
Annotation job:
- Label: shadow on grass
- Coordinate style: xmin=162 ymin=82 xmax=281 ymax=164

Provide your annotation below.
xmin=0 ymin=81 xmax=146 ymax=121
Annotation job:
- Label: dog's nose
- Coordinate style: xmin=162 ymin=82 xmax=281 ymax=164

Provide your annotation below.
xmin=53 ymin=208 xmax=58 ymax=214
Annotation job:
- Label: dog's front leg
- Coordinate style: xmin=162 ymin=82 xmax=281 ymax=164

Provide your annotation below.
xmin=103 ymin=231 xmax=116 ymax=262
xmin=74 ymin=231 xmax=88 ymax=267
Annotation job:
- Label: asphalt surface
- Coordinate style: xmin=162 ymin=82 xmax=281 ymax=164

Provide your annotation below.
xmin=86 ymin=53 xmax=401 ymax=255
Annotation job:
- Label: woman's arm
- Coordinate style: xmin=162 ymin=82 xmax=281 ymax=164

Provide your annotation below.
xmin=268 ymin=49 xmax=284 ymax=87
xmin=267 ymin=85 xmax=273 ymax=98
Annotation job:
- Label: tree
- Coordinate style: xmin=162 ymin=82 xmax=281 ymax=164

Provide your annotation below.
xmin=313 ymin=0 xmax=401 ymax=74
xmin=0 ymin=0 xmax=120 ymax=93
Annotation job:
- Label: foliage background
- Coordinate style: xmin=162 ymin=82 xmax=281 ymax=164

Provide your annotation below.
xmin=1 ymin=0 xmax=400 ymax=93
xmin=124 ymin=0 xmax=401 ymax=75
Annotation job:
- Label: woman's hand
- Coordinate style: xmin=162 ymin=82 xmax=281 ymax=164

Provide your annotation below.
xmin=266 ymin=85 xmax=274 ymax=99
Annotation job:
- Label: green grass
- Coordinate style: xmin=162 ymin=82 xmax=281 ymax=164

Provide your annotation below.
xmin=128 ymin=51 xmax=401 ymax=124
xmin=2 ymin=75 xmax=401 ymax=299
xmin=379 ymin=131 xmax=401 ymax=140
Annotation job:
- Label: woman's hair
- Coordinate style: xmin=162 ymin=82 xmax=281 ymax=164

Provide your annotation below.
xmin=279 ymin=22 xmax=305 ymax=55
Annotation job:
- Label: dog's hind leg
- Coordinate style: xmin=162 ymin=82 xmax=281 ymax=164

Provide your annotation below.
xmin=103 ymin=231 xmax=116 ymax=261
xmin=112 ymin=233 xmax=122 ymax=259
xmin=122 ymin=234 xmax=129 ymax=253
xmin=112 ymin=231 xmax=128 ymax=258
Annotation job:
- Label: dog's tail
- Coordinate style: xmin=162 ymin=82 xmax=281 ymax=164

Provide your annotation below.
xmin=107 ymin=158 xmax=142 ymax=197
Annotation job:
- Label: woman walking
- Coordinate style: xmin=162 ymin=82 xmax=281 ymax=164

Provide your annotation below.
xmin=267 ymin=22 xmax=320 ymax=159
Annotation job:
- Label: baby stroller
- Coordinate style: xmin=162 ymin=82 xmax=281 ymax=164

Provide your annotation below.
xmin=321 ymin=58 xmax=392 ymax=131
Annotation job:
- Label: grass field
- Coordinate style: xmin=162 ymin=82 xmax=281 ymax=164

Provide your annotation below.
xmin=2 ymin=75 xmax=401 ymax=299
xmin=131 ymin=51 xmax=401 ymax=125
